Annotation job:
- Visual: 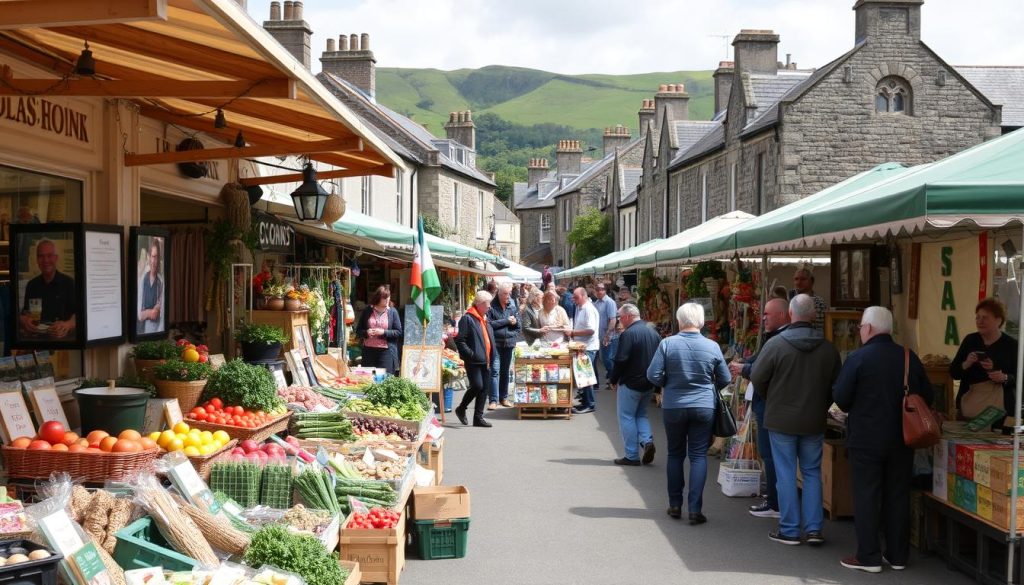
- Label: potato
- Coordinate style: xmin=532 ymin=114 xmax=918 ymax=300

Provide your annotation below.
xmin=7 ymin=553 xmax=29 ymax=564
xmin=28 ymin=550 xmax=51 ymax=561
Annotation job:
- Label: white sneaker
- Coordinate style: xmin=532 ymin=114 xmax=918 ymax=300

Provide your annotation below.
xmin=882 ymin=556 xmax=905 ymax=571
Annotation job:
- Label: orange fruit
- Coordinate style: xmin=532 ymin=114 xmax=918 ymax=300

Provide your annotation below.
xmin=112 ymin=439 xmax=140 ymax=453
xmin=182 ymin=348 xmax=200 ymax=363
xmin=51 ymin=443 xmax=68 ymax=451
xmin=62 ymin=432 xmax=79 ymax=446
xmin=118 ymin=429 xmax=142 ymax=442
xmin=68 ymin=444 xmax=87 ymax=453
xmin=86 ymin=447 xmax=102 ymax=453
xmin=139 ymin=437 xmax=157 ymax=451
xmin=99 ymin=436 xmax=119 ymax=452
xmin=76 ymin=438 xmax=90 ymax=447
xmin=86 ymin=430 xmax=109 ymax=445
xmin=10 ymin=437 xmax=32 ymax=449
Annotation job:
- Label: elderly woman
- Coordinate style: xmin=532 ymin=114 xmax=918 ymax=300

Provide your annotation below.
xmin=647 ymin=303 xmax=731 ymax=524
xmin=520 ymin=289 xmax=544 ymax=345
xmin=538 ymin=289 xmax=571 ymax=343
xmin=951 ymin=297 xmax=1020 ymax=420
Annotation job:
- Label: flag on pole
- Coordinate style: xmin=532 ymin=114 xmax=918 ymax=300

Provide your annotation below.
xmin=410 ymin=216 xmax=441 ymax=323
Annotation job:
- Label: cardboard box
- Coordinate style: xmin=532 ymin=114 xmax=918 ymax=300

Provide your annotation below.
xmin=977 ymin=484 xmax=994 ymax=520
xmin=338 ymin=509 xmax=405 ymax=585
xmin=988 ymin=455 xmax=1024 ymax=495
xmin=933 ymin=469 xmax=949 ymax=501
xmin=412 ymin=485 xmax=470 ymax=521
xmin=989 ymin=491 xmax=1024 ymax=531
xmin=953 ymin=476 xmax=978 ymax=514
xmin=956 ymin=444 xmax=1013 ymax=479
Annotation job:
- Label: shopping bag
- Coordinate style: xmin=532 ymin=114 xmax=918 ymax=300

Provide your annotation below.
xmin=719 ymin=408 xmax=760 ymax=497
xmin=571 ymin=352 xmax=597 ymax=388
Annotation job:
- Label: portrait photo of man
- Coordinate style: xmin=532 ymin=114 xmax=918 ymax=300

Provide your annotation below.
xmin=18 ymin=235 xmax=77 ymax=341
xmin=136 ymin=236 xmax=164 ymax=335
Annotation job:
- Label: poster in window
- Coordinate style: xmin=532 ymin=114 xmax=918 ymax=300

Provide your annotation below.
xmin=129 ymin=227 xmax=170 ymax=341
xmin=84 ymin=226 xmax=124 ymax=344
xmin=10 ymin=224 xmax=81 ymax=348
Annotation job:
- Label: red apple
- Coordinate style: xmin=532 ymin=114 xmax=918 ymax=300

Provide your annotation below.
xmin=240 ymin=439 xmax=260 ymax=454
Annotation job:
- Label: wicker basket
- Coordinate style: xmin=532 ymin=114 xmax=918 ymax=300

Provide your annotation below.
xmin=1 ymin=446 xmax=159 ymax=483
xmin=186 ymin=412 xmax=291 ymax=443
xmin=154 ymin=379 xmax=207 ymax=413
xmin=134 ymin=359 xmax=166 ymax=384
xmin=187 ymin=439 xmax=237 ymax=481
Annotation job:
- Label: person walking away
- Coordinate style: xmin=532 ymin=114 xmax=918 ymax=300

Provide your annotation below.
xmin=593 ymin=282 xmax=618 ymax=391
xmin=520 ymin=289 xmax=544 ymax=346
xmin=833 ymin=306 xmax=933 ymax=573
xmin=355 ymin=285 xmax=403 ymax=375
xmin=558 ymin=284 xmax=577 ymax=320
xmin=647 ymin=303 xmax=731 ymax=524
xmin=729 ymin=297 xmax=790 ymax=519
xmin=568 ymin=287 xmax=601 ymax=414
xmin=610 ymin=303 xmax=661 ymax=466
xmin=542 ymin=264 xmax=553 ymax=289
xmin=487 ymin=282 xmax=520 ymax=408
xmin=750 ymin=294 xmax=841 ymax=546
xmin=454 ymin=291 xmax=496 ymax=427
xmin=787 ymin=267 xmax=827 ymax=331
xmin=539 ymin=290 xmax=571 ymax=343
xmin=950 ymin=298 xmax=1018 ymax=422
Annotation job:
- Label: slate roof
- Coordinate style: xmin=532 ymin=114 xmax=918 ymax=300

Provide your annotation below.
xmin=671 ymin=121 xmax=720 ymax=151
xmin=957 ymin=66 xmax=1024 ymax=128
xmin=618 ymin=187 xmax=638 ymax=208
xmin=493 ymin=198 xmax=517 ymax=222
xmin=667 ymin=122 xmax=726 ymax=170
xmin=621 ymin=168 xmax=643 ymax=197
xmin=554 ymin=138 xmax=643 ymax=198
xmin=739 ymin=70 xmax=816 ymax=137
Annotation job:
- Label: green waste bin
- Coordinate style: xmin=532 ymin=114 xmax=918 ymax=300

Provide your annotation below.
xmin=73 ymin=385 xmax=150 ymax=436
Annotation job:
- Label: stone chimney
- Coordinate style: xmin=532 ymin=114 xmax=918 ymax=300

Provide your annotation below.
xmin=444 ymin=111 xmax=476 ymax=151
xmin=854 ymin=0 xmax=923 ymax=44
xmin=654 ymin=83 xmax=689 ymax=131
xmin=713 ymin=61 xmax=734 ymax=116
xmin=320 ymin=32 xmax=377 ymax=98
xmin=263 ymin=1 xmax=312 ymax=69
xmin=638 ymin=99 xmax=656 ymax=135
xmin=555 ymin=140 xmax=583 ymax=175
xmin=527 ymin=158 xmax=549 ymax=188
xmin=732 ymin=29 xmax=780 ymax=75
xmin=602 ymin=124 xmax=631 ymax=156
xmin=235 ymin=0 xmax=247 ymax=8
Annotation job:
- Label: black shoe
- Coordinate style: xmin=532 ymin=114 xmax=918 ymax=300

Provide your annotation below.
xmin=749 ymin=500 xmax=781 ymax=518
xmin=688 ymin=513 xmax=707 ymax=525
xmin=454 ymin=406 xmax=468 ymax=425
xmin=768 ymin=530 xmax=802 ymax=545
xmin=804 ymin=531 xmax=825 ymax=546
xmin=572 ymin=406 xmax=595 ymax=414
xmin=641 ymin=442 xmax=656 ymax=465
xmin=666 ymin=506 xmax=682 ymax=519
xmin=472 ymin=418 xmax=492 ymax=428
xmin=614 ymin=457 xmax=641 ymax=466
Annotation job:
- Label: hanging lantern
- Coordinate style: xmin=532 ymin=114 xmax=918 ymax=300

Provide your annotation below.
xmin=290 ymin=163 xmax=328 ymax=221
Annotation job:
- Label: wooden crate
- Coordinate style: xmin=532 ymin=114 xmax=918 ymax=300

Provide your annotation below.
xmin=821 ymin=440 xmax=854 ymax=519
xmin=418 ymin=438 xmax=445 ymax=485
xmin=339 ymin=508 xmax=405 ymax=585
xmin=339 ymin=560 xmax=361 ymax=585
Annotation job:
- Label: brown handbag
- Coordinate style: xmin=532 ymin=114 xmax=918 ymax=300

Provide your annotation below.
xmin=902 ymin=347 xmax=941 ymax=449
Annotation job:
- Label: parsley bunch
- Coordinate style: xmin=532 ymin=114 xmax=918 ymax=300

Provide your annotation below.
xmin=243 ymin=525 xmax=347 ymax=585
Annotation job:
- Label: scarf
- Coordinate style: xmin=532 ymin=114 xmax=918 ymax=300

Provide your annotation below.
xmin=467 ymin=305 xmax=491 ymax=360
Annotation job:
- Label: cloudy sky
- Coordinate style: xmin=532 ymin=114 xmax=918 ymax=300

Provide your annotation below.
xmin=245 ymin=0 xmax=1024 ymax=74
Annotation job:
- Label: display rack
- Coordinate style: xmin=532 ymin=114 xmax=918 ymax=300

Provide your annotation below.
xmin=513 ymin=355 xmax=575 ymax=420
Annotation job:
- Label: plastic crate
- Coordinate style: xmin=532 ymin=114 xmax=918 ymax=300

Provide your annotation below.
xmin=0 ymin=539 xmax=62 ymax=585
xmin=412 ymin=518 xmax=470 ymax=560
xmin=113 ymin=517 xmax=198 ymax=572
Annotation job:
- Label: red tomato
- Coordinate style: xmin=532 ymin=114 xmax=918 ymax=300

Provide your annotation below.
xmin=195 ymin=412 xmax=209 ymax=422
xmin=39 ymin=421 xmax=66 ymax=445
xmin=255 ymin=410 xmax=265 ymax=418
xmin=210 ymin=398 xmax=223 ymax=409
xmin=205 ymin=404 xmax=216 ymax=413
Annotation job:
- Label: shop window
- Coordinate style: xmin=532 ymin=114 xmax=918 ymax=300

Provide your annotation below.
xmin=395 ymin=169 xmax=403 ymax=224
xmin=361 ymin=176 xmax=372 ymax=215
xmin=875 ymin=76 xmax=912 ymax=115
xmin=453 ymin=183 xmax=461 ymax=231
xmin=539 ymin=213 xmax=551 ymax=243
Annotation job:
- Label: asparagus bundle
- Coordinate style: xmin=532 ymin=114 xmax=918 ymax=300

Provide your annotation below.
xmin=289 ymin=412 xmax=355 ymax=440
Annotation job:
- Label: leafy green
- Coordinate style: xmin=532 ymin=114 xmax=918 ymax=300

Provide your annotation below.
xmin=364 ymin=376 xmax=430 ymax=411
xmin=236 ymin=322 xmax=290 ymax=344
xmin=243 ymin=525 xmax=347 ymax=585
xmin=130 ymin=340 xmax=180 ymax=360
xmin=153 ymin=359 xmax=211 ymax=382
xmin=202 ymin=359 xmax=282 ymax=411
xmin=567 ymin=209 xmax=613 ymax=266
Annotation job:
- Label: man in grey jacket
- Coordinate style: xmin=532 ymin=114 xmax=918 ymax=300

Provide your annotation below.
xmin=750 ymin=294 xmax=841 ymax=547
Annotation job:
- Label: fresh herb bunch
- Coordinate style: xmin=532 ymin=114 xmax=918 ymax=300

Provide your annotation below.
xmin=130 ymin=340 xmax=180 ymax=360
xmin=243 ymin=525 xmax=346 ymax=585
xmin=202 ymin=358 xmax=283 ymax=411
xmin=236 ymin=322 xmax=290 ymax=344
xmin=364 ymin=376 xmax=430 ymax=411
xmin=77 ymin=376 xmax=157 ymax=397
xmin=153 ymin=358 xmax=211 ymax=382
xmin=685 ymin=261 xmax=726 ymax=299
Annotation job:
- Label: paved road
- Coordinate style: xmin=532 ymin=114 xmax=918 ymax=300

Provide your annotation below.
xmin=403 ymin=387 xmax=972 ymax=585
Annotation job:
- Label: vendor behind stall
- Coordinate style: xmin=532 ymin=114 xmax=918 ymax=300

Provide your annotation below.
xmin=950 ymin=297 xmax=1019 ymax=420
xmin=356 ymin=285 xmax=403 ymax=375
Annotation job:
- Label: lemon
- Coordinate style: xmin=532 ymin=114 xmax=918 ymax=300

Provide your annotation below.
xmin=183 ymin=446 xmax=201 ymax=457
xmin=210 ymin=439 xmax=223 ymax=450
xmin=173 ymin=422 xmax=190 ymax=435
xmin=213 ymin=430 xmax=230 ymax=443
xmin=148 ymin=431 xmax=161 ymax=442
xmin=168 ymin=438 xmax=184 ymax=452
xmin=182 ymin=348 xmax=200 ymax=363
xmin=158 ymin=430 xmax=176 ymax=448
xmin=199 ymin=444 xmax=215 ymax=455
xmin=176 ymin=433 xmax=187 ymax=441
xmin=200 ymin=431 xmax=214 ymax=445
xmin=183 ymin=435 xmax=202 ymax=448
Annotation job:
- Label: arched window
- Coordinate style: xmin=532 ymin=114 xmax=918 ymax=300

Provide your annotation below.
xmin=875 ymin=76 xmax=911 ymax=114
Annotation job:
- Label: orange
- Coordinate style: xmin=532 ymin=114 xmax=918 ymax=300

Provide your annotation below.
xmin=182 ymin=348 xmax=200 ymax=363
xmin=67 ymin=444 xmax=87 ymax=453
xmin=86 ymin=430 xmax=109 ymax=445
xmin=62 ymin=432 xmax=79 ymax=446
xmin=50 ymin=443 xmax=68 ymax=451
xmin=118 ymin=429 xmax=142 ymax=442
xmin=99 ymin=436 xmax=119 ymax=452
xmin=112 ymin=439 xmax=140 ymax=453
xmin=10 ymin=437 xmax=32 ymax=449
xmin=76 ymin=438 xmax=90 ymax=448
xmin=139 ymin=437 xmax=157 ymax=451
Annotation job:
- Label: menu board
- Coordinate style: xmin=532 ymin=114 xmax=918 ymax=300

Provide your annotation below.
xmin=28 ymin=384 xmax=71 ymax=429
xmin=0 ymin=389 xmax=35 ymax=442
xmin=84 ymin=229 xmax=123 ymax=342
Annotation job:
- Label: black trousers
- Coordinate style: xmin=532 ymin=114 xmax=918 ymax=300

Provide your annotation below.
xmin=458 ymin=363 xmax=489 ymax=420
xmin=848 ymin=446 xmax=913 ymax=566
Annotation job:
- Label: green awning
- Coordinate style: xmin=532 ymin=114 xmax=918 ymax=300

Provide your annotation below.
xmin=623 ymin=211 xmax=755 ymax=268
xmin=558 ymin=238 xmax=666 ymax=279
xmin=331 ymin=211 xmax=499 ymax=262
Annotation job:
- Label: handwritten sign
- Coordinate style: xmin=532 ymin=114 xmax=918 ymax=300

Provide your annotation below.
xmin=0 ymin=390 xmax=36 ymax=442
xmin=163 ymin=399 xmax=183 ymax=428
xmin=29 ymin=386 xmax=70 ymax=429
xmin=208 ymin=354 xmax=226 ymax=370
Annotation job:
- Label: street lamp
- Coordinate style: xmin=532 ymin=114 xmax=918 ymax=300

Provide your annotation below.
xmin=290 ymin=163 xmax=329 ymax=221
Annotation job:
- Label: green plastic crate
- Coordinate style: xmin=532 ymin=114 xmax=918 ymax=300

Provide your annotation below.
xmin=412 ymin=518 xmax=470 ymax=560
xmin=113 ymin=516 xmax=199 ymax=572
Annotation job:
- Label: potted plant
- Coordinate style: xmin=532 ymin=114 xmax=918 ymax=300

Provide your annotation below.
xmin=285 ymin=284 xmax=311 ymax=311
xmin=130 ymin=339 xmax=180 ymax=383
xmin=236 ymin=322 xmax=289 ymax=362
xmin=153 ymin=358 xmax=212 ymax=413
xmin=262 ymin=281 xmax=287 ymax=310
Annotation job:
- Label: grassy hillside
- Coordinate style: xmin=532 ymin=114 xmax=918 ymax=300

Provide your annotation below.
xmin=375 ymin=65 xmax=715 ymax=137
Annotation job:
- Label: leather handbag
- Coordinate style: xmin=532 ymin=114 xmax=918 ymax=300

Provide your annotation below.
xmin=902 ymin=347 xmax=941 ymax=449
xmin=960 ymin=381 xmax=1005 ymax=419
xmin=713 ymin=390 xmax=738 ymax=438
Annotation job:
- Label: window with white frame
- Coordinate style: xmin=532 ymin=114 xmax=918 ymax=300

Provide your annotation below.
xmin=539 ymin=213 xmax=551 ymax=243
xmin=361 ymin=176 xmax=372 ymax=215
xmin=476 ymin=190 xmax=485 ymax=238
xmin=395 ymin=168 xmax=403 ymax=224
xmin=563 ymin=199 xmax=572 ymax=230
xmin=701 ymin=172 xmax=708 ymax=223
xmin=676 ymin=182 xmax=683 ymax=233
xmin=730 ymin=163 xmax=737 ymax=211
xmin=453 ymin=183 xmax=461 ymax=230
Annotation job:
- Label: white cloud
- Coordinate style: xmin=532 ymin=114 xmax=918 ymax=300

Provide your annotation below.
xmin=245 ymin=0 xmax=1024 ymax=73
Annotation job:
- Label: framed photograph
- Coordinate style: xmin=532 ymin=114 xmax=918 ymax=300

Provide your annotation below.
xmin=400 ymin=345 xmax=442 ymax=393
xmin=82 ymin=225 xmax=125 ymax=346
xmin=129 ymin=227 xmax=170 ymax=341
xmin=824 ymin=310 xmax=864 ymax=363
xmin=289 ymin=348 xmax=309 ymax=386
xmin=830 ymin=244 xmax=876 ymax=310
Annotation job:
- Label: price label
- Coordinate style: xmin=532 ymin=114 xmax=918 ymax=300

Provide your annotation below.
xmin=361 ymin=447 xmax=376 ymax=469
xmin=39 ymin=509 xmax=85 ymax=556
xmin=208 ymin=354 xmax=226 ymax=369
xmin=0 ymin=390 xmax=36 ymax=442
xmin=163 ymin=399 xmax=183 ymax=427
xmin=170 ymin=460 xmax=218 ymax=513
xmin=29 ymin=386 xmax=70 ymax=429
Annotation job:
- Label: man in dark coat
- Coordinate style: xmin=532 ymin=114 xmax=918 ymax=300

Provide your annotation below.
xmin=833 ymin=306 xmax=933 ymax=573
xmin=608 ymin=303 xmax=662 ymax=466
xmin=454 ymin=291 xmax=497 ymax=428
xmin=487 ymin=282 xmax=520 ymax=408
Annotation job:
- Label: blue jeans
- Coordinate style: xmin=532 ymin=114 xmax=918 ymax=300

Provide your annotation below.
xmin=663 ymin=407 xmax=714 ymax=513
xmin=489 ymin=346 xmax=514 ymax=403
xmin=579 ymin=350 xmax=598 ymax=409
xmin=600 ymin=337 xmax=618 ymax=387
xmin=617 ymin=384 xmax=653 ymax=460
xmin=769 ymin=431 xmax=824 ymax=537
xmin=751 ymin=394 xmax=778 ymax=510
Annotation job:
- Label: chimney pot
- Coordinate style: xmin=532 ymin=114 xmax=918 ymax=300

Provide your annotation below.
xmin=270 ymin=0 xmax=280 ymax=20
xmin=350 ymin=33 xmax=359 ymax=51
xmin=658 ymin=83 xmax=668 ymax=92
xmin=326 ymin=38 xmax=336 ymax=52
xmin=360 ymin=33 xmax=369 ymax=51
xmin=282 ymin=1 xmax=294 ymax=20
xmin=786 ymin=53 xmax=791 ymax=67
xmin=338 ymin=34 xmax=348 ymax=51
xmin=293 ymin=1 xmax=303 ymax=20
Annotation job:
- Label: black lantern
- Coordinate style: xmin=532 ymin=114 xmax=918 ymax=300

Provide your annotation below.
xmin=290 ymin=163 xmax=329 ymax=221
xmin=75 ymin=41 xmax=95 ymax=76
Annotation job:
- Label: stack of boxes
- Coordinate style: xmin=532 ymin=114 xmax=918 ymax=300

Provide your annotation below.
xmin=934 ymin=427 xmax=1024 ymax=530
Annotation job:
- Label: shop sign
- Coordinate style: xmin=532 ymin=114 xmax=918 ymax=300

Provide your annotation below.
xmin=254 ymin=211 xmax=294 ymax=253
xmin=0 ymin=96 xmax=90 ymax=144
xmin=917 ymin=239 xmax=979 ymax=356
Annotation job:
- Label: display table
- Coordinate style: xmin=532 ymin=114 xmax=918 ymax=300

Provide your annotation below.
xmin=513 ymin=355 xmax=575 ymax=420
xmin=923 ymin=492 xmax=1024 ymax=585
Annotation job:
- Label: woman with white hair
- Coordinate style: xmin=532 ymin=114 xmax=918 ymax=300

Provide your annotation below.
xmin=647 ymin=302 xmax=731 ymax=524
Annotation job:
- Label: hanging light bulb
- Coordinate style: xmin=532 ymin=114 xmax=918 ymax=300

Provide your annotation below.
xmin=75 ymin=40 xmax=95 ymax=76
xmin=234 ymin=131 xmax=246 ymax=148
xmin=214 ymin=108 xmax=227 ymax=129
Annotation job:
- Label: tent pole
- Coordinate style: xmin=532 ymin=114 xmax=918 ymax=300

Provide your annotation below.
xmin=1010 ymin=225 xmax=1024 ymax=584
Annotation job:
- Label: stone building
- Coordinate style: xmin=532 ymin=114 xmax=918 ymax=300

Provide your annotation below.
xmin=642 ymin=0 xmax=1018 ymax=241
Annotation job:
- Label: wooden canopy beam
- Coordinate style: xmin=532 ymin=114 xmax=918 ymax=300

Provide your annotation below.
xmin=0 ymin=75 xmax=294 ymax=98
xmin=0 ymin=0 xmax=167 ymax=30
xmin=239 ymin=165 xmax=395 ymax=186
xmin=125 ymin=137 xmax=362 ymax=166
xmin=192 ymin=98 xmax=346 ymax=137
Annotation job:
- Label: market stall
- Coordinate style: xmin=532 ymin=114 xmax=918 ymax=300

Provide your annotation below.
xmin=512 ymin=344 xmax=579 ymax=420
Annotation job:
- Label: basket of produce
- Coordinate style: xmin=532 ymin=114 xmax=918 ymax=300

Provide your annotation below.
xmin=295 ymin=467 xmax=399 ymax=515
xmin=329 ymin=451 xmax=413 ymax=499
xmin=2 ymin=426 xmax=159 ymax=483
xmin=152 ymin=342 xmax=213 ymax=413
xmin=244 ymin=525 xmax=349 ymax=585
xmin=278 ymin=386 xmax=340 ymax=411
xmin=189 ymin=359 xmax=290 ymax=442
xmin=185 ymin=397 xmax=291 ymax=443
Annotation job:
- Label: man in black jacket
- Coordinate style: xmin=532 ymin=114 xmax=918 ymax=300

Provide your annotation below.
xmin=454 ymin=291 xmax=497 ymax=428
xmin=833 ymin=306 xmax=933 ymax=573
xmin=487 ymin=282 xmax=520 ymax=408
xmin=609 ymin=304 xmax=662 ymax=466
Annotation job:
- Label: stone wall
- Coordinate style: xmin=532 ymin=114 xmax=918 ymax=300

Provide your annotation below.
xmin=418 ymin=168 xmax=496 ymax=248
xmin=518 ymin=208 xmax=550 ymax=258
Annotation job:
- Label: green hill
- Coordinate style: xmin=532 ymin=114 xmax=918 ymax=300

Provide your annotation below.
xmin=375 ymin=65 xmax=715 ymax=137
